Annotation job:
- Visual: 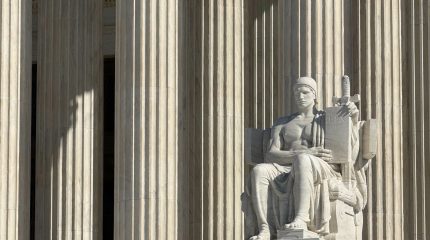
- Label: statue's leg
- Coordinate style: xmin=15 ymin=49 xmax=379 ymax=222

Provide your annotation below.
xmin=286 ymin=153 xmax=313 ymax=229
xmin=250 ymin=164 xmax=280 ymax=239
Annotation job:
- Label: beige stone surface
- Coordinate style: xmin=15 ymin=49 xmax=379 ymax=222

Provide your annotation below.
xmin=114 ymin=0 xmax=179 ymax=239
xmin=244 ymin=0 xmax=349 ymax=131
xmin=402 ymin=0 xmax=430 ymax=238
xmin=178 ymin=0 xmax=245 ymax=239
xmin=0 ymin=0 xmax=32 ymax=239
xmin=361 ymin=119 xmax=377 ymax=160
xmin=324 ymin=201 xmax=359 ymax=240
xmin=32 ymin=2 xmax=116 ymax=61
xmin=34 ymin=0 xmax=103 ymax=239
xmin=324 ymin=106 xmax=352 ymax=164
xmin=277 ymin=229 xmax=320 ymax=239
xmin=356 ymin=1 xmax=403 ymax=239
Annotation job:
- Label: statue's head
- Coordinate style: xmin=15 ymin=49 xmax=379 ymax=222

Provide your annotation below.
xmin=293 ymin=77 xmax=317 ymax=109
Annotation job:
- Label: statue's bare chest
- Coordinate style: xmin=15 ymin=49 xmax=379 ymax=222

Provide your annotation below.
xmin=281 ymin=117 xmax=313 ymax=150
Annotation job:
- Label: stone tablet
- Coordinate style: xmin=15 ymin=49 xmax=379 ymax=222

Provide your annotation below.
xmin=324 ymin=106 xmax=352 ymax=164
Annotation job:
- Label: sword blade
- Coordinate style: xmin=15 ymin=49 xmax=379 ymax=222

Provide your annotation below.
xmin=342 ymin=75 xmax=351 ymax=98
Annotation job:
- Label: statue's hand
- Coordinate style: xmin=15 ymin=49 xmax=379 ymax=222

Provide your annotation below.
xmin=338 ymin=102 xmax=359 ymax=123
xmin=346 ymin=102 xmax=359 ymax=122
xmin=308 ymin=147 xmax=333 ymax=162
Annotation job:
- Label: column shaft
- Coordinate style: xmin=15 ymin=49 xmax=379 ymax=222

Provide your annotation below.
xmin=281 ymin=0 xmax=347 ymax=111
xmin=180 ymin=0 xmax=245 ymax=239
xmin=245 ymin=0 xmax=352 ymax=130
xmin=357 ymin=0 xmax=403 ymax=239
xmin=403 ymin=0 xmax=430 ymax=239
xmin=114 ymin=0 xmax=178 ymax=239
xmin=200 ymin=1 xmax=244 ymax=239
xmin=35 ymin=0 xmax=103 ymax=239
xmin=0 ymin=0 xmax=32 ymax=239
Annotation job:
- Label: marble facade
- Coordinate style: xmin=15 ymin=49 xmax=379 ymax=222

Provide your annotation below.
xmin=0 ymin=0 xmax=428 ymax=239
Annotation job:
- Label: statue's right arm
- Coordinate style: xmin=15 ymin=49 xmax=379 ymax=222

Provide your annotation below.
xmin=264 ymin=124 xmax=299 ymax=165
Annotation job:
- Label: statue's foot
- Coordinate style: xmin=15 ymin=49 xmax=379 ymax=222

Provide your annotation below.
xmin=248 ymin=229 xmax=270 ymax=240
xmin=283 ymin=218 xmax=308 ymax=230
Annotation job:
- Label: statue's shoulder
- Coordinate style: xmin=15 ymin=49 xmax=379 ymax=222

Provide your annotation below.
xmin=273 ymin=113 xmax=299 ymax=127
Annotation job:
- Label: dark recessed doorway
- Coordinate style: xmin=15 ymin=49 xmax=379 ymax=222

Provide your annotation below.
xmin=103 ymin=57 xmax=115 ymax=240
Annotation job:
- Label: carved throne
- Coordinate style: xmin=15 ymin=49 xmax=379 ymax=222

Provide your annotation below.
xmin=242 ymin=118 xmax=377 ymax=240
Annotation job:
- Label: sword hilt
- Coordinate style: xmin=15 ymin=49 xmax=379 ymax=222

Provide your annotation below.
xmin=332 ymin=75 xmax=360 ymax=106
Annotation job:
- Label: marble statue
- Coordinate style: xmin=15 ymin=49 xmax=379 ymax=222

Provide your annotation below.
xmin=242 ymin=76 xmax=376 ymax=240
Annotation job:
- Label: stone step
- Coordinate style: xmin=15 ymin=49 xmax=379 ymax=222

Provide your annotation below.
xmin=277 ymin=229 xmax=321 ymax=240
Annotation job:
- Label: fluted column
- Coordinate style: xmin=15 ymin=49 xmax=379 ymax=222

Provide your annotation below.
xmin=207 ymin=1 xmax=244 ymax=238
xmin=402 ymin=0 xmax=430 ymax=239
xmin=0 ymin=1 xmax=31 ymax=239
xmin=114 ymin=0 xmax=178 ymax=239
xmin=189 ymin=1 xmax=245 ymax=239
xmin=357 ymin=0 xmax=403 ymax=239
xmin=245 ymin=0 xmax=355 ymax=130
xmin=280 ymin=0 xmax=349 ymax=111
xmin=244 ymin=0 xmax=282 ymax=129
xmin=35 ymin=0 xmax=103 ymax=239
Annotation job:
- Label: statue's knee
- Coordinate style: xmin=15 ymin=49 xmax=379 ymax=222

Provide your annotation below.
xmin=251 ymin=164 xmax=270 ymax=179
xmin=293 ymin=153 xmax=312 ymax=169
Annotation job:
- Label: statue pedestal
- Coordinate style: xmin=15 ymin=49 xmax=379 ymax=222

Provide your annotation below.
xmin=277 ymin=229 xmax=321 ymax=240
xmin=325 ymin=200 xmax=361 ymax=240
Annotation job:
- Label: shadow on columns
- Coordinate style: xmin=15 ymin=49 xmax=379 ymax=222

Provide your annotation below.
xmin=31 ymin=57 xmax=116 ymax=240
xmin=32 ymin=45 xmax=106 ymax=240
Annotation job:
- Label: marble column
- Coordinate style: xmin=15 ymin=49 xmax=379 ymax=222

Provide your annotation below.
xmin=35 ymin=0 xmax=103 ymax=239
xmin=203 ymin=1 xmax=244 ymax=239
xmin=356 ymin=1 xmax=403 ymax=239
xmin=182 ymin=0 xmax=245 ymax=239
xmin=245 ymin=0 xmax=355 ymax=130
xmin=402 ymin=0 xmax=430 ymax=239
xmin=0 ymin=0 xmax=32 ymax=239
xmin=244 ymin=0 xmax=281 ymax=129
xmin=114 ymin=0 xmax=178 ymax=239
